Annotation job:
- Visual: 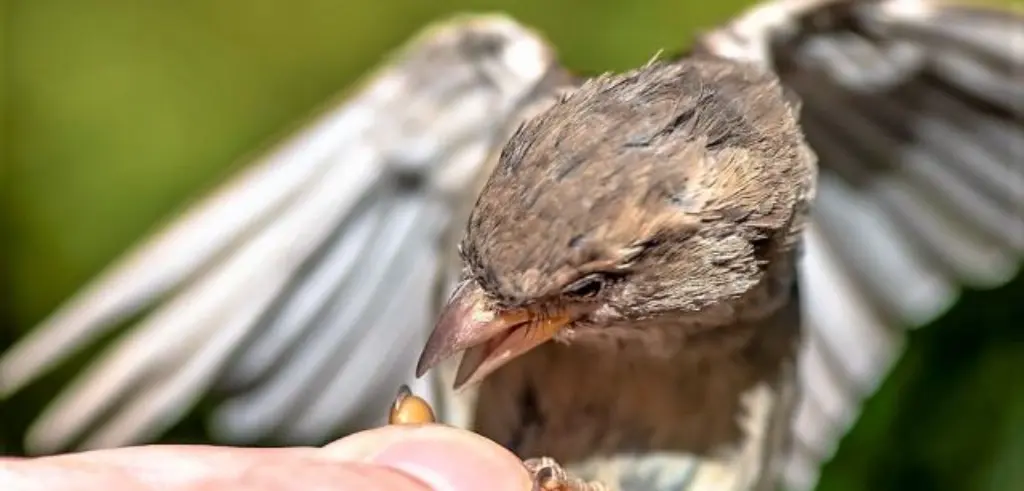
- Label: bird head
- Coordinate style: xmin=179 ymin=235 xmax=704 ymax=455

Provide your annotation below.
xmin=417 ymin=58 xmax=816 ymax=389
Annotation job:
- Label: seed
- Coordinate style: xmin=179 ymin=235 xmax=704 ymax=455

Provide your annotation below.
xmin=389 ymin=384 xmax=436 ymax=424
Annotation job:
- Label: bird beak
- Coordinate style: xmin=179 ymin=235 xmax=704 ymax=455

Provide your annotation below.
xmin=415 ymin=280 xmax=572 ymax=390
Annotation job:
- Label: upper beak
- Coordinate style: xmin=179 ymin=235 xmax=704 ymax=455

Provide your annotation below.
xmin=415 ymin=280 xmax=574 ymax=389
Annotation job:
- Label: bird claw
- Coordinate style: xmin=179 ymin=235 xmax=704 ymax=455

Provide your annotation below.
xmin=523 ymin=457 xmax=609 ymax=491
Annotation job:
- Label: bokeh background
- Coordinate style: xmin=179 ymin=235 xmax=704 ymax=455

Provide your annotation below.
xmin=2 ymin=1 xmax=1022 ymax=490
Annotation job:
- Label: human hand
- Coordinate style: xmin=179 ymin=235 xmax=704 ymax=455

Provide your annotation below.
xmin=0 ymin=424 xmax=532 ymax=491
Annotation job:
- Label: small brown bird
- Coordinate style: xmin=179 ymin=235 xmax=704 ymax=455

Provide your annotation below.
xmin=2 ymin=1 xmax=1021 ymax=491
xmin=417 ymin=52 xmax=814 ymax=491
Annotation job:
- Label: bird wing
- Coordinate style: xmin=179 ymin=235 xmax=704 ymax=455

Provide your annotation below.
xmin=698 ymin=0 xmax=1023 ymax=489
xmin=0 ymin=14 xmax=565 ymax=454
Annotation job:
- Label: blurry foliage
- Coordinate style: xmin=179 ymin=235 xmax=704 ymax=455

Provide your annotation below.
xmin=1 ymin=1 xmax=1021 ymax=490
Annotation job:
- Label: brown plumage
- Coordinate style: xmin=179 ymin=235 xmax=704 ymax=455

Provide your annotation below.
xmin=418 ymin=58 xmax=815 ymax=484
xmin=3 ymin=2 xmax=1021 ymax=491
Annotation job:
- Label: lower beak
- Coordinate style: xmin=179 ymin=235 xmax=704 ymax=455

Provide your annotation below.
xmin=415 ymin=281 xmax=572 ymax=389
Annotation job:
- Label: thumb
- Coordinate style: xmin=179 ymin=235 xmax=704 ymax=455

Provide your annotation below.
xmin=322 ymin=424 xmax=532 ymax=491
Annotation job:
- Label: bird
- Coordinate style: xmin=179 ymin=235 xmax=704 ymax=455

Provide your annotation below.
xmin=1 ymin=1 xmax=1021 ymax=490
xmin=418 ymin=52 xmax=815 ymax=491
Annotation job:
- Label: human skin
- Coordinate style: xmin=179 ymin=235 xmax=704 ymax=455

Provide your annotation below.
xmin=0 ymin=424 xmax=532 ymax=491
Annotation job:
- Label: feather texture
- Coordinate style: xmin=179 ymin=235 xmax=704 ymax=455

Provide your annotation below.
xmin=1 ymin=14 xmax=560 ymax=454
xmin=2 ymin=3 xmax=1021 ymax=491
xmin=700 ymin=0 xmax=1023 ymax=489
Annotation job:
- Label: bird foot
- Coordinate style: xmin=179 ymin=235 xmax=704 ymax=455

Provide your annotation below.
xmin=524 ymin=457 xmax=609 ymax=491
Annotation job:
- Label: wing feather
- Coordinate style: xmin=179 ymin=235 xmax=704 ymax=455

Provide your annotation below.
xmin=280 ymin=242 xmax=439 ymax=443
xmin=3 ymin=14 xmax=560 ymax=454
xmin=217 ymin=192 xmax=389 ymax=391
xmin=700 ymin=1 xmax=1023 ymax=489
xmin=210 ymin=193 xmax=442 ymax=442
xmin=25 ymin=141 xmax=386 ymax=452
xmin=0 ymin=125 xmax=337 ymax=396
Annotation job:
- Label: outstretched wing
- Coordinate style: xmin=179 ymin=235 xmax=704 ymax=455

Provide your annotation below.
xmin=699 ymin=0 xmax=1023 ymax=489
xmin=0 ymin=14 xmax=565 ymax=454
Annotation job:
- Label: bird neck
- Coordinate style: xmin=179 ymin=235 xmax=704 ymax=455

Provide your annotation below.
xmin=469 ymin=252 xmax=802 ymax=465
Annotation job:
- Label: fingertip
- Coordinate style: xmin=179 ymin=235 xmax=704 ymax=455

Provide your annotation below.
xmin=322 ymin=424 xmax=531 ymax=491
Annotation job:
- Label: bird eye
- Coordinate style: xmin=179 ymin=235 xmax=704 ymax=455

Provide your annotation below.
xmin=562 ymin=274 xmax=605 ymax=298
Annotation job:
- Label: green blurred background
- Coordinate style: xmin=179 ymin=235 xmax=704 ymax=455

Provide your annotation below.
xmin=2 ymin=1 xmax=1022 ymax=490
